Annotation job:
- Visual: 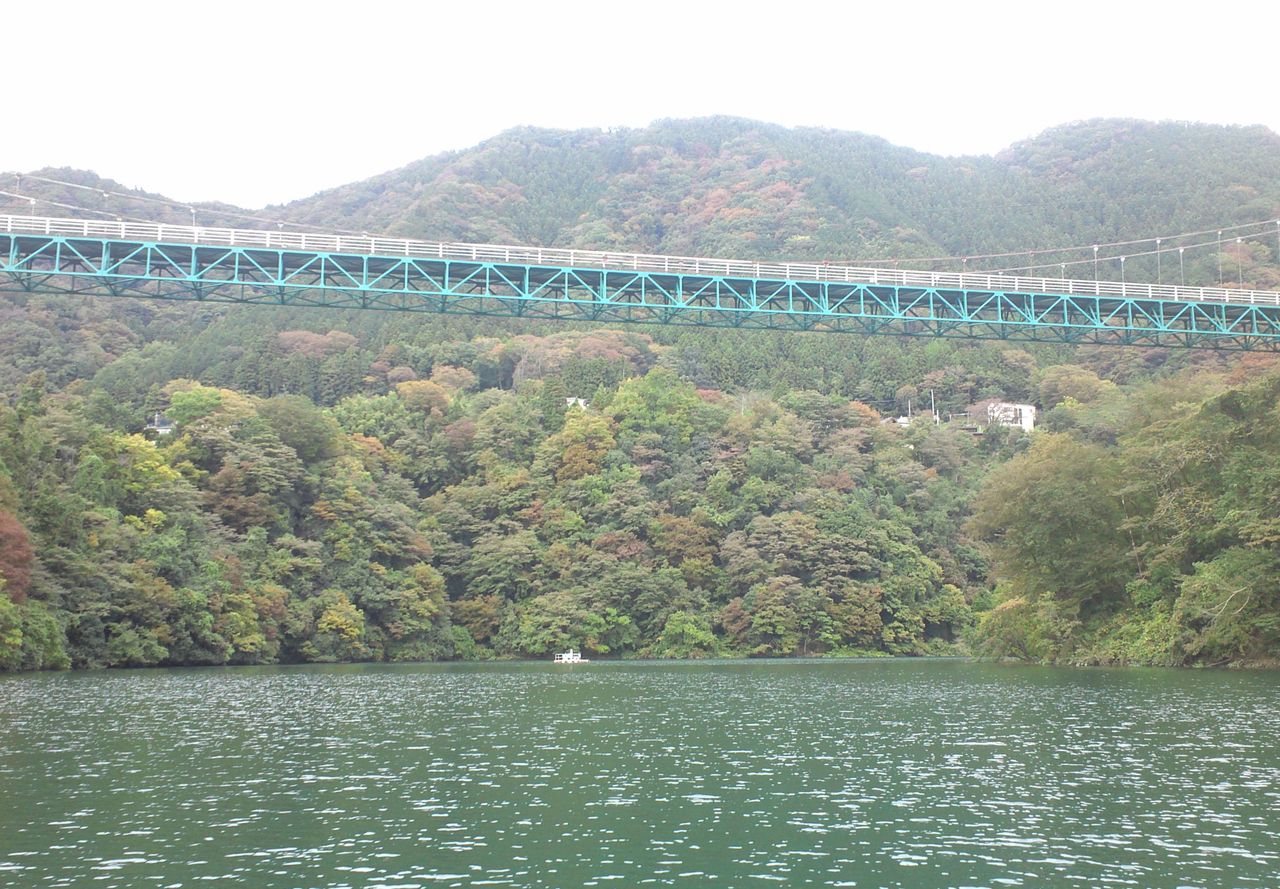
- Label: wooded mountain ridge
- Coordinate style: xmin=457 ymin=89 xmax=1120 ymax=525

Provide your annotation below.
xmin=8 ymin=117 xmax=1280 ymax=277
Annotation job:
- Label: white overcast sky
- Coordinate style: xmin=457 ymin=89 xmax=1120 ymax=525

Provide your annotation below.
xmin=5 ymin=0 xmax=1278 ymax=208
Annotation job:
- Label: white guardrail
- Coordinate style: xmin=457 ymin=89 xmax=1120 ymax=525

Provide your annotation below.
xmin=3 ymin=214 xmax=1278 ymax=307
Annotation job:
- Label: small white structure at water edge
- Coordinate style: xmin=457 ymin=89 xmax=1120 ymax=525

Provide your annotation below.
xmin=553 ymin=649 xmax=589 ymax=663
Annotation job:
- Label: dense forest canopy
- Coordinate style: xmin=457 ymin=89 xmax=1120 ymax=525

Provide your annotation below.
xmin=2 ymin=116 xmax=1280 ymax=670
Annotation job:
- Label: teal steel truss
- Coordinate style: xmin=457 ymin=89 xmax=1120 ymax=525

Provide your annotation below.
xmin=4 ymin=220 xmax=1280 ymax=349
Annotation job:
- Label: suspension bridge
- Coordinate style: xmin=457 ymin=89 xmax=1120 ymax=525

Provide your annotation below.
xmin=4 ymin=214 xmax=1280 ymax=350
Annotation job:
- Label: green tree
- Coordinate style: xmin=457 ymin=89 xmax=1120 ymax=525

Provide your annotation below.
xmin=969 ymin=434 xmax=1131 ymax=613
xmin=654 ymin=610 xmax=718 ymax=658
xmin=257 ymin=394 xmax=342 ymax=464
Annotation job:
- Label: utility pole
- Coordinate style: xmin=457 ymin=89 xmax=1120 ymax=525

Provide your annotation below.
xmin=1218 ymin=231 xmax=1223 ymax=284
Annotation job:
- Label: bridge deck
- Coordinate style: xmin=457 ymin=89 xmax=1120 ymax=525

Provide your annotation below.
xmin=3 ymin=215 xmax=1280 ymax=349
xmin=6 ymin=214 xmax=1278 ymax=306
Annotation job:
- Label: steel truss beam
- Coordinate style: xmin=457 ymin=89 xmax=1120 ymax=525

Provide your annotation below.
xmin=2 ymin=233 xmax=1279 ymax=350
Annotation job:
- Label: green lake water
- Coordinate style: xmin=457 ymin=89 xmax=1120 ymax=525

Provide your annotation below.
xmin=1 ymin=659 xmax=1277 ymax=888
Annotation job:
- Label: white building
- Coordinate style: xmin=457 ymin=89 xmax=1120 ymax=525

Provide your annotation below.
xmin=986 ymin=402 xmax=1036 ymax=433
xmin=145 ymin=412 xmax=175 ymax=436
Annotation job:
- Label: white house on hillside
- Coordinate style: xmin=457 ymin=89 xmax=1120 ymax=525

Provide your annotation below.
xmin=986 ymin=402 xmax=1036 ymax=433
xmin=144 ymin=412 xmax=175 ymax=436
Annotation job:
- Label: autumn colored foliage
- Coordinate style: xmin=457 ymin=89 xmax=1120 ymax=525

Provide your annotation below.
xmin=0 ymin=510 xmax=32 ymax=603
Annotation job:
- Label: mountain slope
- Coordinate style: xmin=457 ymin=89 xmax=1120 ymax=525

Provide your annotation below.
xmin=3 ymin=118 xmax=1280 ymax=671
xmin=8 ymin=117 xmax=1280 ymax=280
xmin=275 ymin=117 xmax=1280 ymax=277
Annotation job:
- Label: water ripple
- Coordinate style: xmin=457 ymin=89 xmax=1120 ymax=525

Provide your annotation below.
xmin=1 ymin=660 xmax=1278 ymax=887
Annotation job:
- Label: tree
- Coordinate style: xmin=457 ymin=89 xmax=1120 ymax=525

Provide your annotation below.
xmin=653 ymin=610 xmax=718 ymax=658
xmin=311 ymin=589 xmax=370 ymax=662
xmin=0 ymin=584 xmax=20 ymax=671
xmin=969 ymin=434 xmax=1131 ymax=614
xmin=257 ymin=394 xmax=342 ymax=464
xmin=494 ymin=589 xmax=628 ymax=656
xmin=0 ymin=510 xmax=33 ymax=603
xmin=166 ymin=384 xmax=223 ymax=424
xmin=1176 ymin=548 xmax=1280 ymax=664
xmin=431 ymin=365 xmax=478 ymax=393
xmin=1037 ymin=365 xmax=1117 ymax=409
xmin=536 ymin=410 xmax=615 ymax=482
xmin=452 ymin=593 xmax=504 ymax=646
xmin=745 ymin=575 xmax=806 ymax=656
xmin=397 ymin=380 xmax=451 ymax=414
xmin=462 ymin=530 xmax=544 ymax=600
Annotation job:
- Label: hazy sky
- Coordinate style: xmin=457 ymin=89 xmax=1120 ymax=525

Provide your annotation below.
xmin=6 ymin=1 xmax=1278 ymax=208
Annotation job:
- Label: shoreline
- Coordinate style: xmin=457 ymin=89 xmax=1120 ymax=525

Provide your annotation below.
xmin=6 ymin=651 xmax=1279 ymax=678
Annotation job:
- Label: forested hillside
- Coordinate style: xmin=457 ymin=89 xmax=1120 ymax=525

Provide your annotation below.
xmin=972 ymin=368 xmax=1280 ymax=666
xmin=2 ymin=117 xmax=1280 ymax=669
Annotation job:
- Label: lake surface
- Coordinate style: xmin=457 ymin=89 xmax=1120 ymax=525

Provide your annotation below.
xmin=1 ymin=659 xmax=1278 ymax=888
